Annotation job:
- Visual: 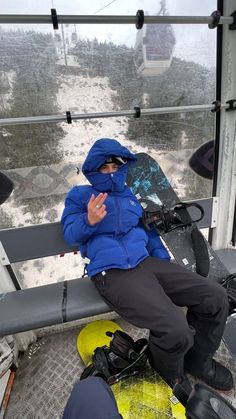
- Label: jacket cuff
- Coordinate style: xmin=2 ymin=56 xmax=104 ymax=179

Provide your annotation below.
xmin=83 ymin=213 xmax=99 ymax=230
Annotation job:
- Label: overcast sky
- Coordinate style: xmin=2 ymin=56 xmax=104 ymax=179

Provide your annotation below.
xmin=0 ymin=0 xmax=217 ymax=67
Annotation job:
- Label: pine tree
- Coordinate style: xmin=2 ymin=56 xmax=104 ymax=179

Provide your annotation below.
xmin=0 ymin=29 xmax=63 ymax=169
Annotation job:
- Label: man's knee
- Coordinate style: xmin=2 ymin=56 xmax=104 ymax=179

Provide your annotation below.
xmin=200 ymin=282 xmax=228 ymax=315
xmin=63 ymin=377 xmax=120 ymax=419
xmin=72 ymin=377 xmax=111 ymax=399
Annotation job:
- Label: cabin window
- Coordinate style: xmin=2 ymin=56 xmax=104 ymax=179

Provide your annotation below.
xmin=0 ymin=0 xmax=217 ymax=287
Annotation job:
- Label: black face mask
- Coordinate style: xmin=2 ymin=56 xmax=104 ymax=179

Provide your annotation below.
xmin=85 ymin=164 xmax=129 ymax=192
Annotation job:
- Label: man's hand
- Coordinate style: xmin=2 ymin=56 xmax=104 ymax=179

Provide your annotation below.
xmin=87 ymin=193 xmax=108 ymax=226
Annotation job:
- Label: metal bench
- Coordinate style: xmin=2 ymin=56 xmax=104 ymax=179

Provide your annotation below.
xmin=0 ymin=198 xmax=235 ymax=337
xmin=0 ymin=222 xmax=110 ymax=337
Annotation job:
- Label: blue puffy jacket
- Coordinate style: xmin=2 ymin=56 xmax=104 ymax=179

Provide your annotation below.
xmin=61 ymin=138 xmax=170 ymax=276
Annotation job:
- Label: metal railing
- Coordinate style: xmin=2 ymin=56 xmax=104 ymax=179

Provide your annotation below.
xmin=0 ymin=103 xmax=233 ymax=127
xmin=0 ymin=13 xmax=234 ymax=26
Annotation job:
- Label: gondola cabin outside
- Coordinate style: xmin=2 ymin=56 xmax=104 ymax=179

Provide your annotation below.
xmin=134 ymin=23 xmax=175 ymax=77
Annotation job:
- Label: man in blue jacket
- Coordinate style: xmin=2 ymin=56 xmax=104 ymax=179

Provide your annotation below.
xmin=61 ymin=138 xmax=233 ymax=392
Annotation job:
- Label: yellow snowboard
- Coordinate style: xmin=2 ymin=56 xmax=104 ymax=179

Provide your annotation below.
xmin=77 ymin=320 xmax=186 ymax=419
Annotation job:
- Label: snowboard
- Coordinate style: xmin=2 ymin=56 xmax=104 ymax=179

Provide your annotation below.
xmin=126 ymin=152 xmax=236 ymax=360
xmin=77 ymin=320 xmax=186 ymax=419
xmin=127 ymin=152 xmax=228 ymax=281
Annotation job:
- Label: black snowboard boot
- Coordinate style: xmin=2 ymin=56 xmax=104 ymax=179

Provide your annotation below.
xmin=186 ymin=358 xmax=233 ymax=391
xmin=172 ymin=376 xmax=193 ymax=407
xmin=161 ymin=375 xmax=192 ymax=407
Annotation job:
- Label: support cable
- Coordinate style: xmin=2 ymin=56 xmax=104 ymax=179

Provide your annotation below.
xmin=94 ymin=0 xmax=118 ymax=15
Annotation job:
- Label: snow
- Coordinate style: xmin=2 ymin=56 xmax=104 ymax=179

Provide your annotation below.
xmin=56 ymin=54 xmax=80 ymax=68
xmin=0 ymin=70 xmax=15 ymax=109
xmin=56 ymin=73 xmax=148 ymax=164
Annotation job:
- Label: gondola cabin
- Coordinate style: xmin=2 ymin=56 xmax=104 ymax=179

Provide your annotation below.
xmin=134 ymin=23 xmax=175 ymax=77
xmin=0 ymin=2 xmax=236 ymax=418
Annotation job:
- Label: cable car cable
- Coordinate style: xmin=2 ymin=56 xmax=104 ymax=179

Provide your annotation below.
xmin=94 ymin=0 xmax=118 ymax=16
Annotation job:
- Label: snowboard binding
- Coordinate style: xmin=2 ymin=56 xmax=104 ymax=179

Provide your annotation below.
xmin=142 ymin=199 xmax=210 ymax=277
xmin=142 ymin=200 xmax=204 ymax=233
xmin=80 ymin=330 xmax=148 ymax=385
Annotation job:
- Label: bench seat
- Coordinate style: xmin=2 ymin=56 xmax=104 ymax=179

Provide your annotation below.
xmin=0 ymin=278 xmax=110 ymax=337
xmin=0 ymin=218 xmax=235 ymax=337
xmin=215 ymin=249 xmax=236 ymax=274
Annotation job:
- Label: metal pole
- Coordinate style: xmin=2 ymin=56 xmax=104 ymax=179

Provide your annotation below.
xmin=208 ymin=0 xmax=223 ymax=245
xmin=0 ymin=14 xmax=233 ymax=26
xmin=0 ymin=104 xmax=233 ymax=127
xmin=211 ymin=0 xmax=236 ymax=250
xmin=61 ymin=24 xmax=68 ymax=66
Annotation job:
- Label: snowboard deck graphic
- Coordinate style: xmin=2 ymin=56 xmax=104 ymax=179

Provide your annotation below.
xmin=127 ymin=152 xmax=236 ymax=360
xmin=77 ymin=320 xmax=185 ymax=419
xmin=127 ymin=152 xmax=228 ymax=281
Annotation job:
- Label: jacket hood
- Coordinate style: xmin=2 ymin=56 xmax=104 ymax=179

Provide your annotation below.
xmin=82 ymin=138 xmax=137 ymax=192
xmin=82 ymin=138 xmax=136 ymax=173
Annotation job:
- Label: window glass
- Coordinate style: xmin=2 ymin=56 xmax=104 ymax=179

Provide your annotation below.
xmin=0 ymin=0 xmax=216 ymax=286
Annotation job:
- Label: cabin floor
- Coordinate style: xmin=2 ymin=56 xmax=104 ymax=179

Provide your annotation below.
xmin=4 ymin=317 xmax=236 ymax=419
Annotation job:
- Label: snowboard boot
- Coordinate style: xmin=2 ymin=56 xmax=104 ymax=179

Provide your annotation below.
xmin=185 ymin=358 xmax=233 ymax=391
xmin=160 ymin=374 xmax=192 ymax=407
xmin=172 ymin=376 xmax=193 ymax=407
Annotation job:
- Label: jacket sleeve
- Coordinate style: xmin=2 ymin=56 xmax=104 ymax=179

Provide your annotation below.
xmin=61 ymin=187 xmax=98 ymax=246
xmin=146 ymin=228 xmax=171 ymax=261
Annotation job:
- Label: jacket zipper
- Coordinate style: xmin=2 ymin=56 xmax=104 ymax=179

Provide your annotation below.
xmin=115 ymin=195 xmax=131 ymax=268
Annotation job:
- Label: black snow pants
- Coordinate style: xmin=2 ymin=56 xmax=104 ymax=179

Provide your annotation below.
xmin=92 ymin=257 xmax=229 ymax=380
